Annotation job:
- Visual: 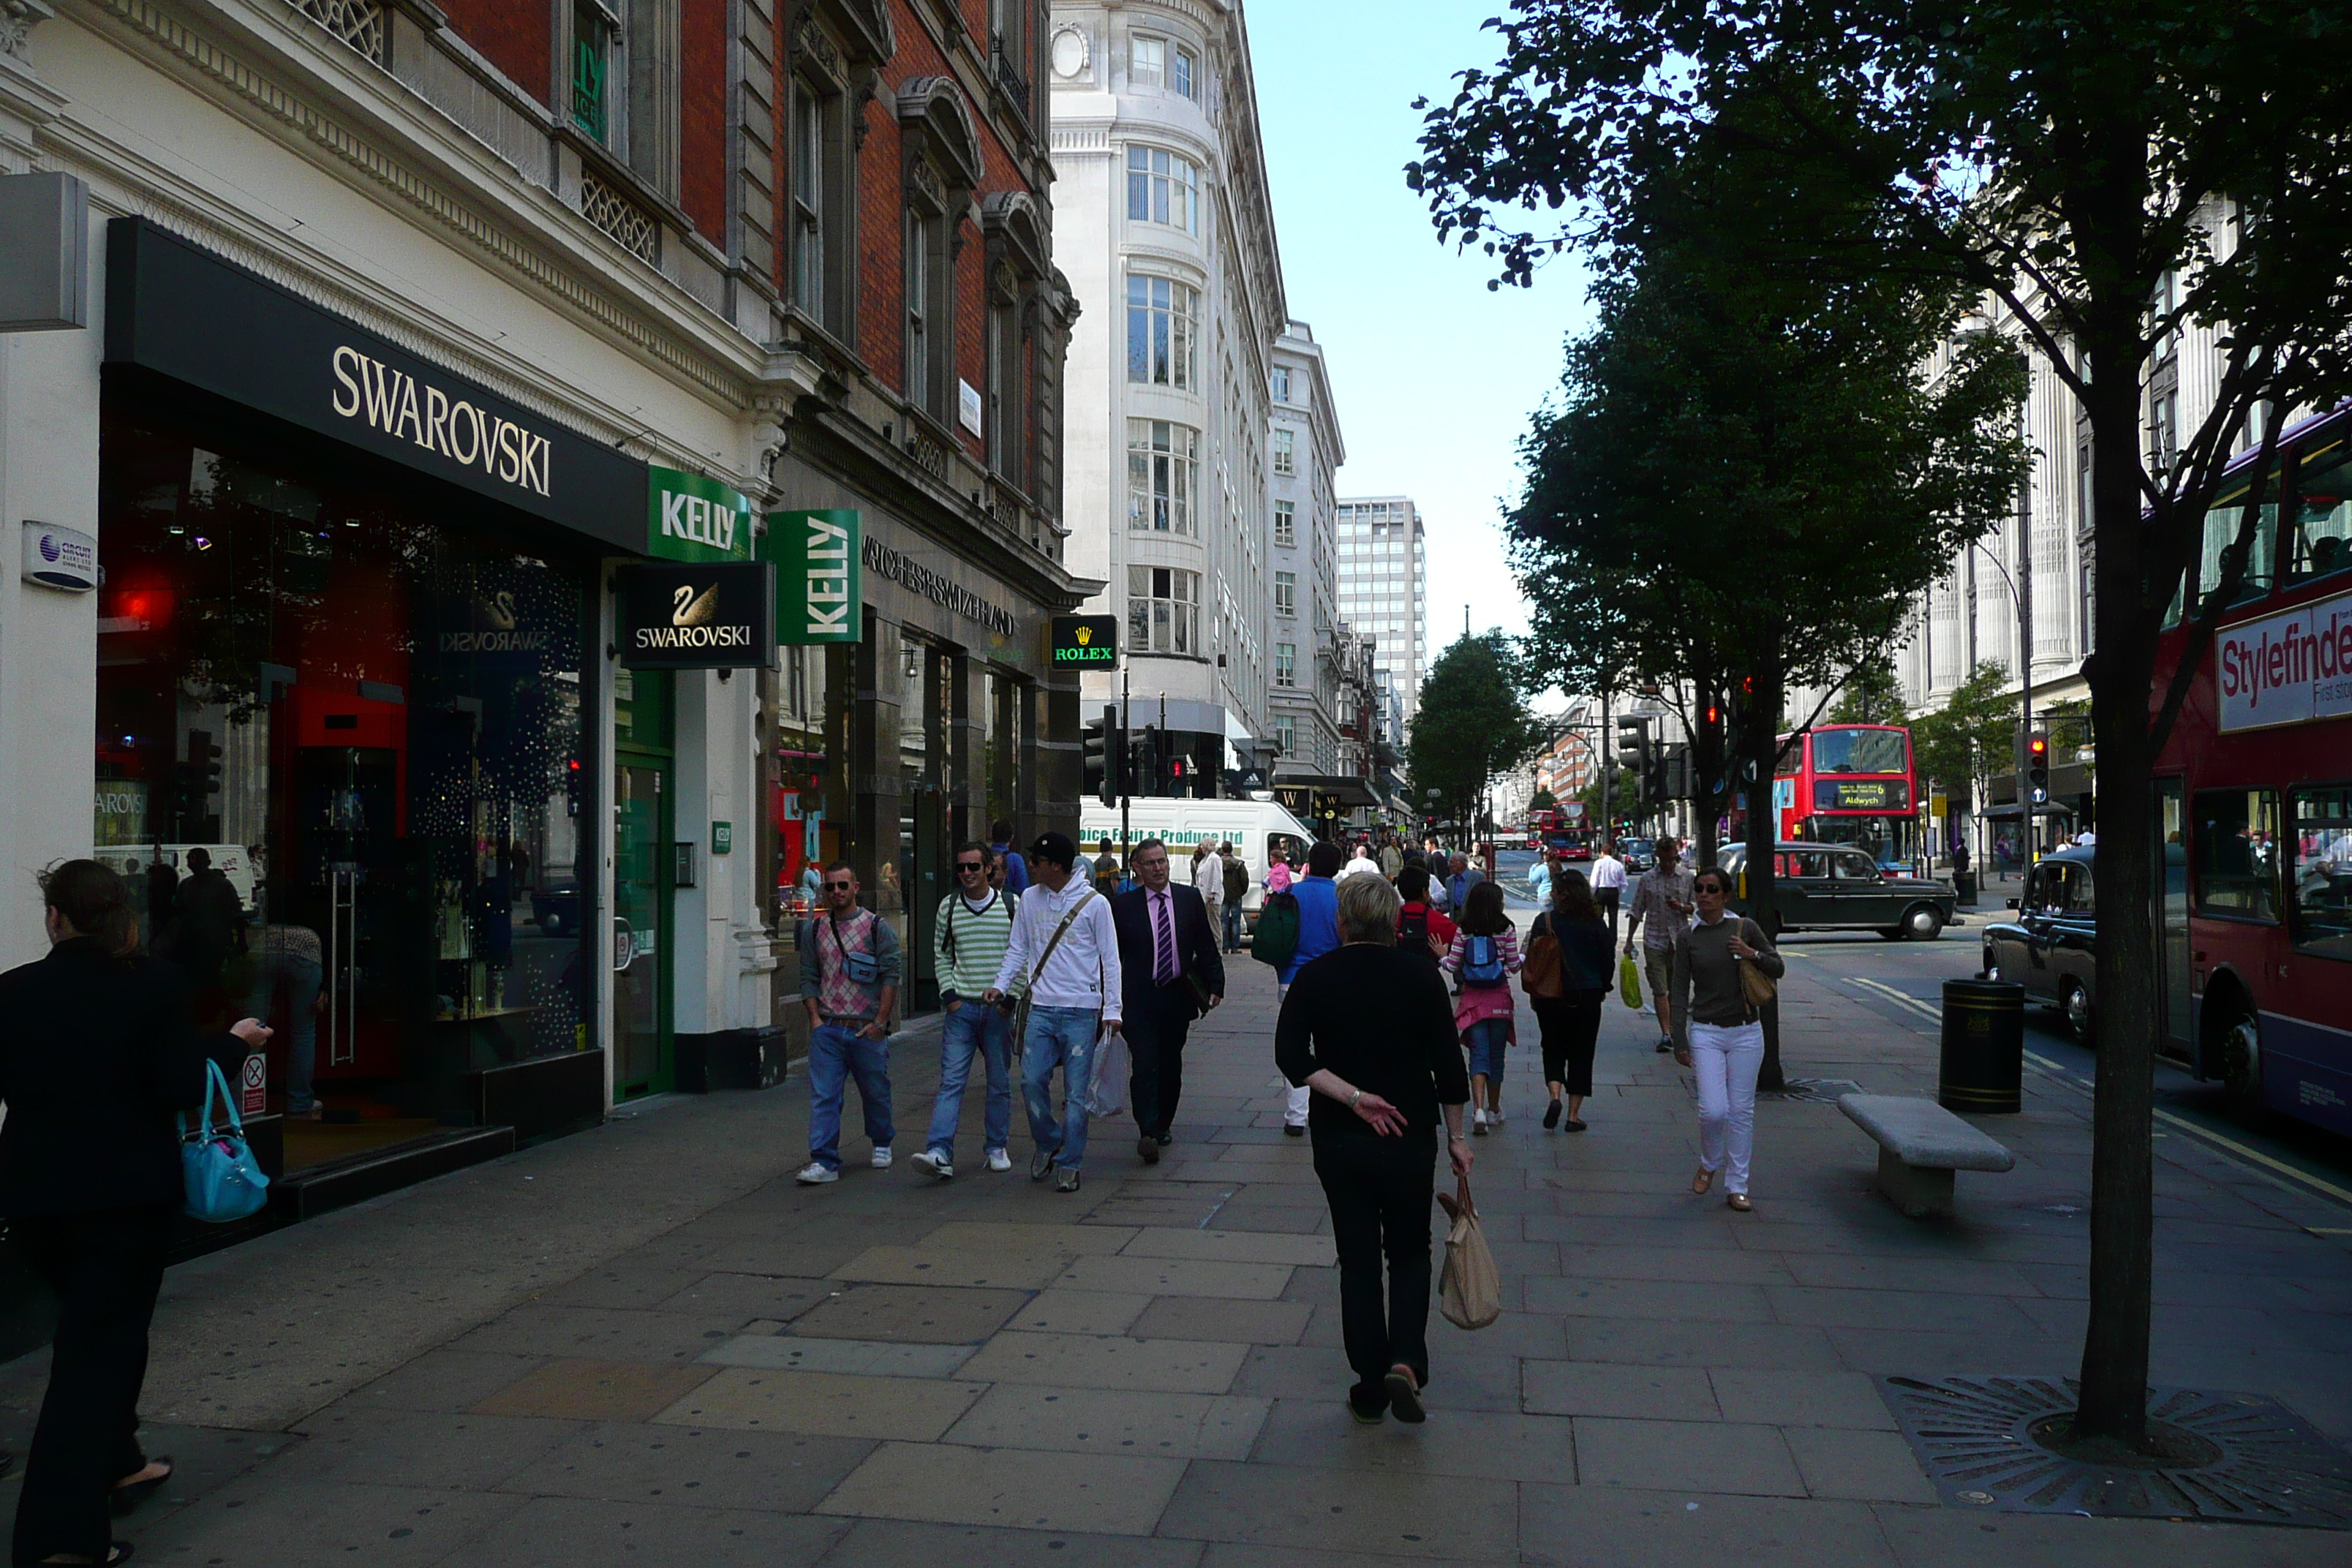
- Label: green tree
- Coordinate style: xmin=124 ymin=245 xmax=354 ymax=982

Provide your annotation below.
xmin=1912 ymin=660 xmax=2016 ymax=800
xmin=1408 ymin=632 xmax=1548 ymax=844
xmin=1507 ymin=132 xmax=2028 ymax=1090
xmin=1529 ymin=786 xmax=1558 ymax=811
xmin=1411 ymin=0 xmax=2352 ymax=1447
xmin=1829 ymin=655 xmax=1907 ymax=725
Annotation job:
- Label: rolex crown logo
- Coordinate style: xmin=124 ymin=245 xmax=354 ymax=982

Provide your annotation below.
xmin=1075 ymin=625 xmax=1093 ymax=646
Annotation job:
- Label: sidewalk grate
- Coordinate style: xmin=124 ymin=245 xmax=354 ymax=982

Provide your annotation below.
xmin=1880 ymin=1374 xmax=2352 ymax=1528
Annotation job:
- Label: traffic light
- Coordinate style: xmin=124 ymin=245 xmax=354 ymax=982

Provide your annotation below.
xmin=1661 ymin=742 xmax=1691 ymax=802
xmin=1084 ymin=709 xmax=1113 ymax=806
xmin=2027 ymin=731 xmax=2051 ymax=803
xmin=1137 ymin=724 xmax=1161 ymax=798
xmin=173 ymin=728 xmax=224 ymax=837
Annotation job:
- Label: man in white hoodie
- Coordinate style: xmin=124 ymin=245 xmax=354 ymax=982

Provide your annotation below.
xmin=986 ymin=832 xmax=1123 ymax=1194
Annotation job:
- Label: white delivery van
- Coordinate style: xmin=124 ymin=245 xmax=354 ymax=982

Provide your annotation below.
xmin=1077 ymin=798 xmax=1317 ymax=926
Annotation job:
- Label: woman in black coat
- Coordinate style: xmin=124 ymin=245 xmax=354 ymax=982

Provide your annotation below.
xmin=0 ymin=862 xmax=266 ymax=1567
xmin=1529 ymin=870 xmax=1618 ymax=1131
xmin=1275 ymin=873 xmax=1471 ymax=1425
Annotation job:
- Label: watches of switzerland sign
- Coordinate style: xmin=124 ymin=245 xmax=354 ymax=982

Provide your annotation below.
xmin=2216 ymin=588 xmax=2352 ymax=732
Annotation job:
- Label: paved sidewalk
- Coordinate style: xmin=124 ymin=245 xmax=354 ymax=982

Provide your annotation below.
xmin=2 ymin=943 xmax=2348 ymax=1565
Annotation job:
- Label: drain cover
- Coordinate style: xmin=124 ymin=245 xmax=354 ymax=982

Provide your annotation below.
xmin=1880 ymin=1375 xmax=2352 ymax=1527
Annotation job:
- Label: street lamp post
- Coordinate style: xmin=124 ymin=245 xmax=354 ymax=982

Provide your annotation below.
xmin=1969 ymin=538 xmax=2033 ymax=871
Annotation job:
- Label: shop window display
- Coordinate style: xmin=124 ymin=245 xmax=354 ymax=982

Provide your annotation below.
xmin=96 ymin=410 xmax=592 ymax=1166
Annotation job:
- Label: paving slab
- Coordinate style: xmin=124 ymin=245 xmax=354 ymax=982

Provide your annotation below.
xmin=1518 ymin=1481 xmax=1899 ymax=1568
xmin=918 ymin=1221 xmax=1139 ymax=1255
xmin=1128 ymin=1296 xmax=1313 ymax=1346
xmin=653 ymin=1368 xmax=986 ymax=1441
xmin=1245 ymin=1398 xmax=1579 ymax=1484
xmin=701 ymin=1335 xmax=978 ymax=1379
xmin=125 ymin=1478 xmax=530 ymax=1566
xmin=788 ymin=1283 xmax=1030 ymax=1343
xmin=1706 ymin=1368 xmax=1901 ymax=1431
xmin=1522 ymin=1359 xmax=1719 ymax=1420
xmin=1158 ymin=1458 xmax=1518 ymax=1560
xmin=1055 ymin=1253 xmax=1296 ymax=1300
xmin=942 ymin=1382 xmax=1271 ymax=1460
xmin=472 ymin=1358 xmax=717 ymax=1422
xmin=1783 ymin=1424 xmax=1940 ymax=1504
xmin=1120 ymin=1226 xmax=1339 ymax=1266
xmin=832 ymin=1245 xmax=1074 ymax=1291
xmin=1572 ymin=1415 xmax=1809 ymax=1496
xmin=813 ymin=1518 xmax=1208 ymax=1568
xmin=1559 ymin=1316 xmax=1848 ymax=1371
xmin=433 ymin=1495 xmax=850 ymax=1567
xmin=500 ymin=1422 xmax=875 ymax=1513
xmin=1006 ymin=1288 xmax=1152 ymax=1335
xmin=816 ymin=1439 xmax=1188 ymax=1534
xmin=957 ymin=1331 xmax=1251 ymax=1394
xmin=271 ymin=1407 xmax=584 ymax=1492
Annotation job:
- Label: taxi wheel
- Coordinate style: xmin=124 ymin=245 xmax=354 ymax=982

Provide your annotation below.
xmin=2062 ymin=979 xmax=2093 ymax=1044
xmin=1900 ymin=905 xmax=1945 ymax=942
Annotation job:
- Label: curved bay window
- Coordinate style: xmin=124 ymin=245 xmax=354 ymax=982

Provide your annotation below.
xmin=95 ymin=406 xmax=592 ymax=1168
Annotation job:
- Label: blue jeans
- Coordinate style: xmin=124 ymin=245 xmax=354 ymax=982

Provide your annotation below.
xmin=1465 ymin=1018 xmax=1509 ymax=1082
xmin=926 ymin=1001 xmax=1011 ymax=1162
xmin=1221 ymin=901 xmax=1243 ymax=951
xmin=807 ymin=1021 xmax=893 ymax=1169
xmin=245 ymin=952 xmax=323 ymax=1112
xmin=1021 ymin=1006 xmax=1100 ymax=1171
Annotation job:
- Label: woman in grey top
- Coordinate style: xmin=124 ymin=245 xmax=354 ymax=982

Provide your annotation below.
xmin=1680 ymin=867 xmax=1784 ymax=1212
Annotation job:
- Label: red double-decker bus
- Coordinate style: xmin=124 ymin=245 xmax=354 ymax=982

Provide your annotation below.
xmin=1773 ymin=724 xmax=1919 ymax=871
xmin=2152 ymin=404 xmax=2352 ymax=1137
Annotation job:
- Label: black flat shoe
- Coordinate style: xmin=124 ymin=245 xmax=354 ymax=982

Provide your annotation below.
xmin=1384 ymin=1365 xmax=1425 ymax=1424
xmin=1542 ymin=1099 xmax=1562 ymax=1130
xmin=38 ymin=1545 xmax=135 ymax=1565
xmin=110 ymin=1458 xmax=172 ymax=1517
xmin=1565 ymin=1118 xmax=1588 ymax=1132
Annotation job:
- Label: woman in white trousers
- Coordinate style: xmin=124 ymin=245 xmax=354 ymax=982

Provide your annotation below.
xmin=1676 ymin=868 xmax=1784 ymax=1212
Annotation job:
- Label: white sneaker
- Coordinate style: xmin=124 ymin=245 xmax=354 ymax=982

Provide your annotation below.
xmin=1489 ymin=1110 xmax=1506 ymax=1128
xmin=870 ymin=1146 xmax=894 ymax=1169
xmin=910 ymin=1149 xmax=952 ymax=1180
xmin=985 ymin=1148 xmax=1012 ymax=1172
xmin=794 ymin=1162 xmax=838 ymax=1185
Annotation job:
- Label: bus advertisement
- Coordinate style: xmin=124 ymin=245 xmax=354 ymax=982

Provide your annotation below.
xmin=1774 ymin=723 xmax=1919 ymax=872
xmin=2151 ymin=403 xmax=2352 ymax=1139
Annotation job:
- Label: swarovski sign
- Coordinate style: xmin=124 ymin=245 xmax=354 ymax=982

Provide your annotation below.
xmin=331 ymin=347 xmax=553 ymax=497
xmin=617 ymin=562 xmax=777 ymax=670
xmin=104 ymin=219 xmax=644 ymax=552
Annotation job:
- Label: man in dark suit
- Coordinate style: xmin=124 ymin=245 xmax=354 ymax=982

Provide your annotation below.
xmin=1112 ymin=837 xmax=1224 ymax=1164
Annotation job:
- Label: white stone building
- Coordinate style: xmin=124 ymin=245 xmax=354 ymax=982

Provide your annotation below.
xmin=1337 ymin=494 xmax=1428 ymax=736
xmin=1048 ymin=0 xmax=1286 ymax=780
xmin=1268 ymin=318 xmax=1343 ymax=776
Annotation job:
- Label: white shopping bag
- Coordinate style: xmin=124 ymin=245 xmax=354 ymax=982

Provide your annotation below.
xmin=1083 ymin=1028 xmax=1131 ymax=1119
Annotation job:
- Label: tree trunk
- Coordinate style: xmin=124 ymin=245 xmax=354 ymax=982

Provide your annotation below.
xmin=1742 ymin=655 xmax=1787 ymax=1091
xmin=2071 ymin=358 xmax=2160 ymax=1447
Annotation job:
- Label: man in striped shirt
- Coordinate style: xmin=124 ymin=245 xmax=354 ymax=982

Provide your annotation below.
xmin=911 ymin=843 xmax=1019 ymax=1180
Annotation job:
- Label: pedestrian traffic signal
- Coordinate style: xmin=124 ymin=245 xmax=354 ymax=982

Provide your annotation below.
xmin=1137 ymin=724 xmax=1161 ymax=798
xmin=2027 ymin=731 xmax=2050 ymax=803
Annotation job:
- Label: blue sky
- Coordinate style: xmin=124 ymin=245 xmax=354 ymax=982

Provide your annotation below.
xmin=1247 ymin=0 xmax=1592 ymax=658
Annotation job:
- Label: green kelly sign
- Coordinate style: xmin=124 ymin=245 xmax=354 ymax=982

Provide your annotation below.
xmin=649 ymin=465 xmax=753 ymax=563
xmin=763 ymin=508 xmax=863 ymax=644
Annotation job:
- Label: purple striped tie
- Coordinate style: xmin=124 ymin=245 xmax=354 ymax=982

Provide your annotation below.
xmin=1153 ymin=891 xmax=1177 ymax=987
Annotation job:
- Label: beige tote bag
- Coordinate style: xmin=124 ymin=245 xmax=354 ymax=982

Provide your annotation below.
xmin=1435 ymin=1174 xmax=1502 ymax=1330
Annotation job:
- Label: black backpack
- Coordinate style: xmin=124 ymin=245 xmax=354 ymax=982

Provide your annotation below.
xmin=1397 ymin=904 xmax=1439 ymax=965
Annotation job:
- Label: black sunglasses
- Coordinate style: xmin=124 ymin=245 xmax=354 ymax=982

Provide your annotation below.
xmin=955 ymin=860 xmax=986 ymax=872
xmin=825 ymin=879 xmax=854 ymax=890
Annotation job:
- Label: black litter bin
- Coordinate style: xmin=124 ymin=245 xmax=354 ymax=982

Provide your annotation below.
xmin=1940 ymin=979 xmax=2024 ymax=1113
xmin=1954 ymin=868 xmax=1978 ymax=905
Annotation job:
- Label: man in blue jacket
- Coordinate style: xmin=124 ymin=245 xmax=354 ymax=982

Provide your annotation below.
xmin=990 ymin=820 xmax=1030 ymax=897
xmin=1276 ymin=838 xmax=1345 ymax=1137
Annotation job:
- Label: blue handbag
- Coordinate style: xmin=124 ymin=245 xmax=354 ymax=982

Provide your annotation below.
xmin=180 ymin=1059 xmax=271 ymax=1223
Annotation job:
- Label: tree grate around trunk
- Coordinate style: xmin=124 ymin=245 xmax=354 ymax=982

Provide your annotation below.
xmin=1879 ymin=1374 xmax=2352 ymax=1528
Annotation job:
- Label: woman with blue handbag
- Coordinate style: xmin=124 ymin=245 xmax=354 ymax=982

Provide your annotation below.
xmin=0 ymin=861 xmax=268 ymax=1567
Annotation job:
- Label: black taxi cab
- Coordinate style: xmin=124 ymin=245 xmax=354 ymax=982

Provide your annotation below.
xmin=1717 ymin=843 xmax=1959 ymax=941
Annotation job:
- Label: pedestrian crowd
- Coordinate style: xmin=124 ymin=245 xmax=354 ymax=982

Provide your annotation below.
xmin=0 ymin=818 xmax=1782 ymax=1558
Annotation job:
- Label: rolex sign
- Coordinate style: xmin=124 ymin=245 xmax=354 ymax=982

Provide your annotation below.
xmin=617 ymin=562 xmax=777 ymax=671
xmin=1052 ymin=615 xmax=1119 ymax=668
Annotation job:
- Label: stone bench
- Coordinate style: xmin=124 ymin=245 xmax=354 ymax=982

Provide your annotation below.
xmin=1837 ymin=1093 xmax=2016 ymax=1220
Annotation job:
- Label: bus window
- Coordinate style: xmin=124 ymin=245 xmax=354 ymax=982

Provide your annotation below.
xmin=2287 ymin=442 xmax=2352 ymax=582
xmin=2197 ymin=483 xmax=2278 ymax=606
xmin=2193 ymin=788 xmax=2283 ymax=921
xmin=2289 ymin=785 xmax=2352 ymax=958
